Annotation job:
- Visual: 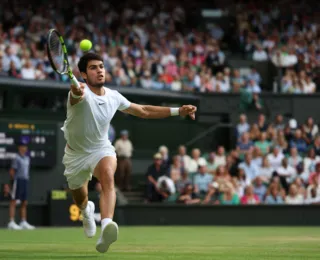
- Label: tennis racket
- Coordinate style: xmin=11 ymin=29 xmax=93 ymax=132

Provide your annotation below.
xmin=46 ymin=29 xmax=80 ymax=88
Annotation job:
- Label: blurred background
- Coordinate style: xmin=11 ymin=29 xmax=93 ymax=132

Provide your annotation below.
xmin=0 ymin=0 xmax=320 ymax=227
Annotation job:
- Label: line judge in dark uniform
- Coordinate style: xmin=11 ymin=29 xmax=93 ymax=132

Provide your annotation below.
xmin=7 ymin=141 xmax=35 ymax=230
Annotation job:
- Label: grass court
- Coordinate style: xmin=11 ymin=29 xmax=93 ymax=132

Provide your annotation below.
xmin=1 ymin=226 xmax=320 ymax=259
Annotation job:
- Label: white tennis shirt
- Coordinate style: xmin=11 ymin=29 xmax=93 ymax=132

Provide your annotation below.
xmin=61 ymin=85 xmax=131 ymax=153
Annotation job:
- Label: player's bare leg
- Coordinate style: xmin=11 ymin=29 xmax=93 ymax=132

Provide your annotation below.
xmin=93 ymin=156 xmax=118 ymax=253
xmin=8 ymin=200 xmax=22 ymax=230
xmin=19 ymin=200 xmax=35 ymax=230
xmin=71 ymin=182 xmax=96 ymax=237
xmin=71 ymin=183 xmax=88 ymax=209
xmin=9 ymin=200 xmax=16 ymax=222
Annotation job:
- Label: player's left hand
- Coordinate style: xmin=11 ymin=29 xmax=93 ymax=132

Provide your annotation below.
xmin=179 ymin=105 xmax=197 ymax=120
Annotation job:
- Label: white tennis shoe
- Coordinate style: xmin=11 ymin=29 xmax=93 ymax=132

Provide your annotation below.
xmin=8 ymin=221 xmax=22 ymax=230
xmin=82 ymin=201 xmax=96 ymax=238
xmin=96 ymin=221 xmax=118 ymax=253
xmin=20 ymin=221 xmax=35 ymax=230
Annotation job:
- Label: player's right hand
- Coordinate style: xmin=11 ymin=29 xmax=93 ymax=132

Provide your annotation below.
xmin=71 ymin=82 xmax=85 ymax=98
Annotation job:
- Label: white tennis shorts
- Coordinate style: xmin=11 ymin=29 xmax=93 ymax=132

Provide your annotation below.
xmin=62 ymin=145 xmax=116 ymax=190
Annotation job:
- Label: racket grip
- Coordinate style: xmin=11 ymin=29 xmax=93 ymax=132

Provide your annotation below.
xmin=71 ymin=76 xmax=80 ymax=89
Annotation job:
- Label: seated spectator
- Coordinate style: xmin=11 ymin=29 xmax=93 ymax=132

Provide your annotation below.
xmin=215 ymin=146 xmax=226 ymax=167
xmin=313 ymin=136 xmax=320 ymax=156
xmin=169 ymin=156 xmax=183 ymax=184
xmin=289 ymin=129 xmax=307 ymax=154
xmin=253 ymin=177 xmax=267 ymax=202
xmin=0 ymin=184 xmax=11 ymax=201
xmin=206 ymin=152 xmax=218 ymax=174
xmin=182 ymin=71 xmax=200 ymax=92
xmin=228 ymin=150 xmax=241 ymax=177
xmin=255 ymin=132 xmax=271 ymax=155
xmin=223 ymin=67 xmax=232 ymax=91
xmin=194 ymin=161 xmax=213 ymax=196
xmin=272 ymin=114 xmax=285 ymax=131
xmin=218 ymin=182 xmax=240 ymax=205
xmin=287 ymin=147 xmax=302 ymax=168
xmin=171 ymin=75 xmax=182 ymax=91
xmin=281 ymin=70 xmax=294 ymax=93
xmin=258 ymin=156 xmax=274 ymax=184
xmin=215 ymin=72 xmax=230 ymax=92
xmin=238 ymin=153 xmax=259 ymax=183
xmin=285 ymin=184 xmax=304 ymax=205
xmin=267 ymin=146 xmax=285 ymax=171
xmin=21 ymin=59 xmax=36 ymax=80
xmin=304 ymin=186 xmax=320 ymax=205
xmin=292 ymin=177 xmax=306 ymax=198
xmin=176 ymin=145 xmax=191 ymax=173
xmin=3 ymin=46 xmax=21 ymax=72
xmin=246 ymin=79 xmax=261 ymax=94
xmin=188 ymin=148 xmax=207 ymax=173
xmin=257 ymin=114 xmax=268 ymax=132
xmin=303 ymin=76 xmax=316 ymax=94
xmin=249 ymin=124 xmax=261 ymax=142
xmin=303 ymin=117 xmax=318 ymax=139
xmin=214 ymin=165 xmax=231 ymax=185
xmin=8 ymin=60 xmax=21 ymax=78
xmin=0 ymin=54 xmax=8 ymax=77
xmin=158 ymin=145 xmax=171 ymax=172
xmin=264 ymin=183 xmax=284 ymax=205
xmin=237 ymin=132 xmax=254 ymax=159
xmin=140 ymin=71 xmax=155 ymax=89
xmin=301 ymin=126 xmax=313 ymax=147
xmin=232 ymin=69 xmax=245 ymax=89
xmin=241 ymin=185 xmax=260 ymax=205
xmin=303 ymin=148 xmax=320 ymax=174
xmin=252 ymin=45 xmax=268 ymax=62
xmin=267 ymin=126 xmax=278 ymax=145
xmin=35 ymin=63 xmax=47 ymax=80
xmin=202 ymin=182 xmax=219 ymax=205
xmin=276 ymin=158 xmax=296 ymax=191
xmin=236 ymin=114 xmax=250 ymax=139
xmin=273 ymin=130 xmax=288 ymax=154
xmin=177 ymin=184 xmax=200 ymax=205
xmin=251 ymin=147 xmax=263 ymax=168
xmin=176 ymin=171 xmax=192 ymax=194
xmin=145 ymin=153 xmax=168 ymax=202
xmin=292 ymin=162 xmax=310 ymax=186
xmin=234 ymin=168 xmax=251 ymax=197
xmin=308 ymin=162 xmax=320 ymax=185
xmin=156 ymin=175 xmax=176 ymax=197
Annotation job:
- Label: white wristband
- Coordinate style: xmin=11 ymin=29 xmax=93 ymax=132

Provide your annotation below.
xmin=70 ymin=91 xmax=81 ymax=99
xmin=170 ymin=107 xmax=180 ymax=116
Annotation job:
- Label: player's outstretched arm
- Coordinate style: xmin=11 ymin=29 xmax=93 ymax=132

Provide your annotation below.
xmin=69 ymin=82 xmax=85 ymax=106
xmin=122 ymin=103 xmax=197 ymax=120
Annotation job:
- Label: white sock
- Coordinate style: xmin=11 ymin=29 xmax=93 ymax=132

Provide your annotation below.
xmin=101 ymin=218 xmax=112 ymax=230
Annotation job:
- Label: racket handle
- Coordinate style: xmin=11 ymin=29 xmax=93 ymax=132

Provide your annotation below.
xmin=71 ymin=76 xmax=80 ymax=89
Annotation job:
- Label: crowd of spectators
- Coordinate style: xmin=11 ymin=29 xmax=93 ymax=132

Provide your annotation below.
xmin=232 ymin=0 xmax=320 ymax=93
xmin=0 ymin=0 xmax=318 ymax=94
xmin=145 ymin=113 xmax=320 ymax=205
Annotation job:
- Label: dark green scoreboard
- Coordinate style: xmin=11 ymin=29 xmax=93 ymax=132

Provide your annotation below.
xmin=49 ymin=190 xmax=101 ymax=226
xmin=0 ymin=120 xmax=57 ymax=168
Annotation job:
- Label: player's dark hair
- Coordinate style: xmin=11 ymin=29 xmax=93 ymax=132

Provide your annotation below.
xmin=78 ymin=52 xmax=103 ymax=74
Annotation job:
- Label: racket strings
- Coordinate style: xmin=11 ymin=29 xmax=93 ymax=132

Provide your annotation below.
xmin=48 ymin=32 xmax=66 ymax=73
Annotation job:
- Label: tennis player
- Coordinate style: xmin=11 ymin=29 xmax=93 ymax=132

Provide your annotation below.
xmin=61 ymin=52 xmax=197 ymax=253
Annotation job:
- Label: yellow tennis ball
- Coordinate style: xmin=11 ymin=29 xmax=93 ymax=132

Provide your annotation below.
xmin=80 ymin=39 xmax=92 ymax=52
